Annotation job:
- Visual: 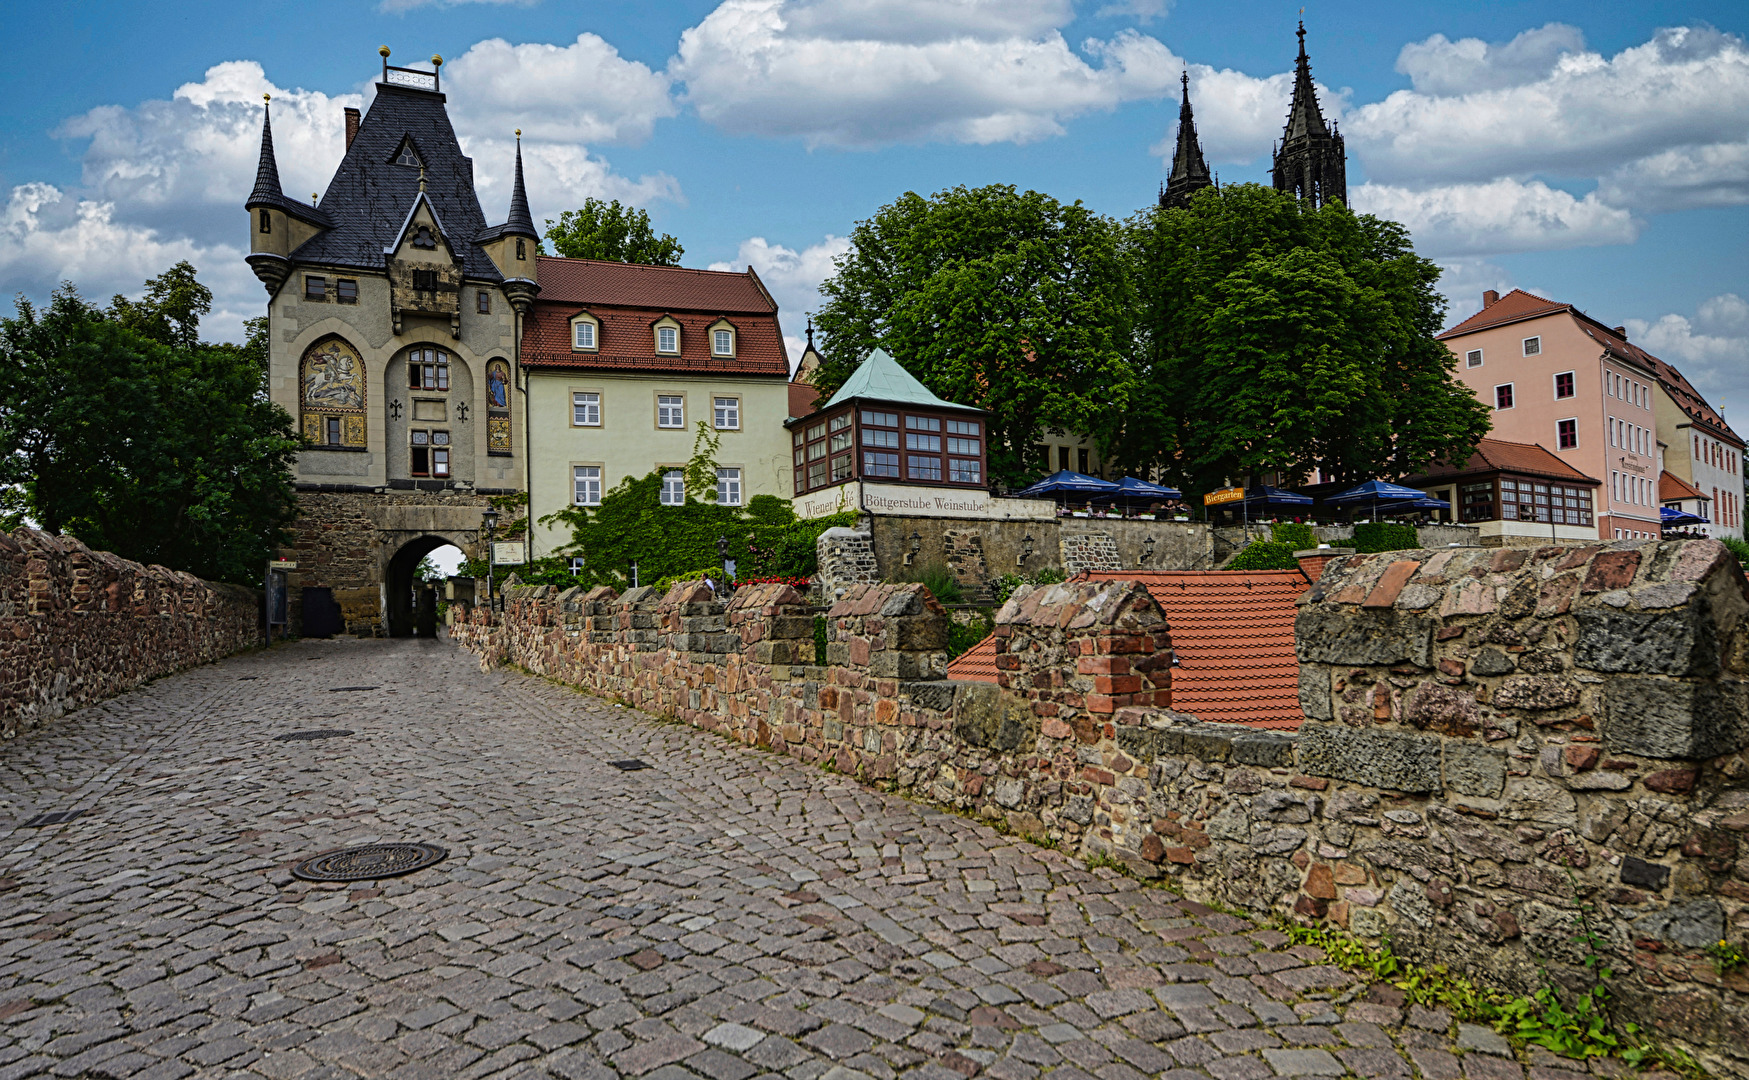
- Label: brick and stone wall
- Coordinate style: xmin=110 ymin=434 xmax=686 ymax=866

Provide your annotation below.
xmin=1060 ymin=532 xmax=1122 ymax=574
xmin=454 ymin=539 xmax=1749 ymax=1066
xmin=0 ymin=529 xmax=259 ymax=737
xmin=814 ymin=526 xmax=878 ymax=598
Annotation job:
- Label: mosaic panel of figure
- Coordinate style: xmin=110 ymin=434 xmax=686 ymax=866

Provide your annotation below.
xmin=301 ymin=337 xmax=367 ymax=448
xmin=486 ymin=358 xmax=512 ymax=453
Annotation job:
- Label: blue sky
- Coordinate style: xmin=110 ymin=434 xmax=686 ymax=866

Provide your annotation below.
xmin=3 ymin=0 xmax=1746 ymax=426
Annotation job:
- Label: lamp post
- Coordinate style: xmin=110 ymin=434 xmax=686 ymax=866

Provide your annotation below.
xmin=1018 ymin=534 xmax=1034 ymax=566
xmin=1141 ymin=536 xmax=1156 ymax=563
xmin=718 ymin=534 xmax=734 ymax=585
xmin=482 ymin=507 xmax=499 ymax=606
xmin=906 ymin=530 xmax=921 ymax=566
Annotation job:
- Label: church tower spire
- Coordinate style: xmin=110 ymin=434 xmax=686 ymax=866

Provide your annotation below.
xmin=1159 ymin=72 xmax=1212 ymax=210
xmin=503 ymin=131 xmax=538 ymax=241
xmin=248 ymin=96 xmax=286 ymax=208
xmin=1271 ymin=21 xmax=1346 ymax=207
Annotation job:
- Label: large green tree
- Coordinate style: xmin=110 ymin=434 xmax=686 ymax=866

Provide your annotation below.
xmin=1125 ymin=184 xmax=1490 ymax=495
xmin=544 ymin=198 xmax=683 ymax=265
xmin=0 ymin=264 xmax=301 ymax=584
xmin=810 ymin=184 xmax=1138 ymax=487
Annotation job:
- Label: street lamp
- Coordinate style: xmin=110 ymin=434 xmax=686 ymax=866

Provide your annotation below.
xmin=1141 ymin=536 xmax=1156 ymax=563
xmin=906 ymin=530 xmax=922 ymax=566
xmin=1018 ymin=533 xmax=1034 ymax=565
xmin=482 ymin=507 xmax=499 ymax=606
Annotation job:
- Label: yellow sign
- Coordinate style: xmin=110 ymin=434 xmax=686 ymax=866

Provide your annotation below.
xmin=1204 ymin=487 xmax=1245 ymax=506
xmin=269 ymin=560 xmax=297 ymax=570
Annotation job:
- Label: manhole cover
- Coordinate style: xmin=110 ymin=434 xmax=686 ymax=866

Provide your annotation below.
xmin=20 ymin=810 xmax=83 ymax=828
xmin=328 ymin=686 xmax=378 ymax=692
xmin=608 ymin=759 xmax=651 ymax=771
xmin=274 ymin=730 xmax=354 ymax=742
xmin=292 ymin=843 xmax=447 ymax=882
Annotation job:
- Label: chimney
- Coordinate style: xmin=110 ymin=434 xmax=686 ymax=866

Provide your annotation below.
xmin=1482 ymin=290 xmax=1499 ymax=308
xmin=1295 ymin=546 xmax=1354 ymax=585
xmin=344 ymin=107 xmax=361 ymax=150
xmin=1613 ymin=325 xmax=1627 ymax=340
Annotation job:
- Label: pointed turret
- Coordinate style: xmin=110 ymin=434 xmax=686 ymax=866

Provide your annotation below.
xmin=503 ymin=133 xmax=538 ymax=240
xmin=475 ymin=130 xmax=542 ymax=305
xmin=1271 ymin=21 xmax=1347 ymax=207
xmin=244 ymin=95 xmax=330 ymax=293
xmin=247 ymin=98 xmax=286 ymax=210
xmin=1159 ymin=72 xmax=1212 ymax=210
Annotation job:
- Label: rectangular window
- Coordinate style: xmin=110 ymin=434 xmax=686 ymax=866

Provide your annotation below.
xmin=1523 ymin=336 xmax=1541 ymax=357
xmin=657 ymin=326 xmax=678 ymax=353
xmin=829 ymin=430 xmax=852 ymax=452
xmin=1557 ymin=418 xmax=1578 ymax=450
xmin=807 ymin=441 xmax=827 ymax=461
xmin=864 ymin=451 xmax=899 ymax=478
xmin=1058 ymin=446 xmax=1070 ymax=471
xmin=660 ymin=470 xmax=685 ymax=506
xmin=411 ymin=430 xmax=429 ymax=476
xmin=1078 ymin=449 xmax=1090 ymax=474
xmin=862 ymin=428 xmax=898 ymax=448
xmin=950 ymin=459 xmax=981 ymax=484
xmin=304 ymin=276 xmax=326 ymax=301
xmin=409 ymin=348 xmax=449 ymax=391
xmin=908 ymin=455 xmax=941 ymax=481
xmin=1465 ymin=349 xmax=1483 ymax=368
xmin=905 ymin=433 xmax=941 ymax=452
xmin=574 ymin=321 xmax=596 ymax=350
xmin=831 ymin=454 xmax=853 ymax=482
xmin=829 ymin=414 xmax=850 ymax=432
xmin=572 ymin=392 xmax=600 ymax=427
xmin=713 ymin=329 xmax=733 ymax=356
xmin=325 ymin=417 xmax=341 ymax=446
xmin=947 ymin=419 xmax=980 ymax=436
xmin=905 ymin=415 xmax=941 ymax=432
xmin=1460 ymin=481 xmax=1494 ymax=523
xmin=947 ymin=437 xmax=979 ymax=456
xmin=1554 ymin=372 xmax=1575 ymax=399
xmin=412 ymin=269 xmax=437 ymax=291
xmin=336 ymin=279 xmax=358 ymax=304
xmin=574 ymin=466 xmax=602 ymax=506
xmin=1495 ymin=384 xmax=1514 ymax=410
xmin=657 ymin=395 xmax=684 ymax=428
xmin=432 ymin=447 xmax=450 ymax=477
xmin=807 ymin=460 xmax=828 ymax=488
xmin=476 ymin=290 xmax=490 ymax=314
xmin=861 ymin=410 xmax=898 ymax=427
xmin=716 ymin=467 xmax=742 ymax=506
xmin=807 ymin=423 xmax=825 ymax=441
xmin=714 ymin=397 xmax=740 ymax=430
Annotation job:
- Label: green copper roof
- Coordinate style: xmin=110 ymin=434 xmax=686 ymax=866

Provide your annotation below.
xmin=821 ymin=348 xmax=980 ymax=412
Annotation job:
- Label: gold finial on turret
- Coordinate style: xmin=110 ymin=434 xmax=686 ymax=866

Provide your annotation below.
xmin=379 ymin=45 xmax=391 ymax=58
xmin=263 ymin=93 xmax=271 ymax=102
xmin=312 ymin=193 xmax=318 ymax=205
xmin=431 ymin=54 xmax=443 ymax=67
xmin=515 ymin=128 xmax=521 ymax=139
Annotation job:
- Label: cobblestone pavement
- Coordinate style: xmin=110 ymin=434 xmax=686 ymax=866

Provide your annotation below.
xmin=0 ymin=638 xmax=1619 ymax=1080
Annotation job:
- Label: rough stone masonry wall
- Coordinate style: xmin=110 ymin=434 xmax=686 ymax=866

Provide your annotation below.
xmin=453 ymin=541 xmax=1749 ymax=1066
xmin=0 ymin=528 xmax=259 ymax=738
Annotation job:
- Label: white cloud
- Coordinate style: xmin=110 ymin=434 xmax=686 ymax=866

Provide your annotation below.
xmin=709 ymin=234 xmax=852 ymax=362
xmin=1351 ymin=178 xmax=1638 ymax=258
xmin=1395 ymin=23 xmax=1587 ymax=96
xmin=464 ymin=137 xmax=682 ymax=233
xmin=1596 ymin=140 xmax=1749 ymax=212
xmin=444 ymin=34 xmax=677 ymax=145
xmin=1351 ymin=25 xmax=1749 ymax=188
xmin=1095 ymin=0 xmax=1172 ymax=24
xmin=1626 ymin=294 xmax=1749 ymax=425
xmin=1431 ymin=258 xmax=1515 ymax=328
xmin=1145 ymin=64 xmax=1337 ymax=167
xmin=672 ymin=0 xmax=1185 ymax=147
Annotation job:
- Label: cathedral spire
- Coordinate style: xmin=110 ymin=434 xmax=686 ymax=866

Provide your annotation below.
xmin=503 ymin=129 xmax=538 ymax=240
xmin=1159 ymin=71 xmax=1211 ymax=210
xmin=247 ymin=95 xmax=286 ymax=209
xmin=1271 ymin=21 xmax=1347 ymax=207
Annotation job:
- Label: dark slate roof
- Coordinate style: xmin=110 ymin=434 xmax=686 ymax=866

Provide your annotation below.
xmin=292 ymin=84 xmax=501 ymax=281
xmin=1281 ymin=22 xmax=1332 ymax=143
xmin=1167 ymin=73 xmax=1210 ymax=188
xmin=246 ymin=104 xmax=333 ymax=228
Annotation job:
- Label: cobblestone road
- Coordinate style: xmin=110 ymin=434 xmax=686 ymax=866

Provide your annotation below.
xmin=0 ymin=638 xmax=1614 ymax=1080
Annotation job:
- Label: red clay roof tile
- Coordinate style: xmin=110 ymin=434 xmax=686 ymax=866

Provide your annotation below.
xmin=535 ymin=256 xmax=775 ymax=312
xmin=1405 ymin=437 xmax=1600 ymax=485
xmin=945 ymin=636 xmax=999 ymax=683
xmin=1660 ymin=470 xmax=1708 ymax=503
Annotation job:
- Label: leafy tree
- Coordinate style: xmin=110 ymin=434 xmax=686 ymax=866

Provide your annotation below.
xmin=544 ymin=198 xmax=683 ymax=265
xmin=1126 ymin=184 xmax=1490 ymax=496
xmin=0 ymin=271 xmax=300 ymax=584
xmin=810 ymin=184 xmax=1138 ymax=487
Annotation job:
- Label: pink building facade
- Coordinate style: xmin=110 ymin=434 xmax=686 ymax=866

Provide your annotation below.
xmin=1441 ymin=290 xmax=1664 ymax=541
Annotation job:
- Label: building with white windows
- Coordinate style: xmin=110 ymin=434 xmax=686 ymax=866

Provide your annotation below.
xmin=520 ymin=257 xmax=794 ymax=557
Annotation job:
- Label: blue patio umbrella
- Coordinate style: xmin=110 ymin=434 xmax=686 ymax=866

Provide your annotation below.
xmin=1392 ymin=496 xmax=1451 ymax=513
xmin=1661 ymin=506 xmax=1708 ymax=527
xmin=1242 ymin=485 xmax=1313 ymax=507
xmin=1094 ymin=476 xmax=1184 ymax=505
xmin=1012 ymin=470 xmax=1121 ymax=499
xmin=1325 ymin=479 xmax=1427 ymax=521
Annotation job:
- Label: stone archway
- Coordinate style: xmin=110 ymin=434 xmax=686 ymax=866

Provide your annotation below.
xmin=384 ymin=534 xmax=465 ymax=638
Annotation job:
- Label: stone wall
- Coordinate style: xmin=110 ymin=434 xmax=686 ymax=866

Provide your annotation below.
xmin=864 ymin=515 xmax=1214 ymax=586
xmin=0 ymin=529 xmax=259 ymax=738
xmin=814 ymin=526 xmax=878 ymax=599
xmin=453 ymin=539 xmax=1749 ymax=1066
xmin=1060 ymin=532 xmax=1123 ymax=574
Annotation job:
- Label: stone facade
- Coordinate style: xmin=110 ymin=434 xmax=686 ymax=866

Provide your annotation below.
xmin=456 ymin=538 xmax=1749 ymax=1067
xmin=1061 ymin=532 xmax=1123 ymax=574
xmin=814 ymin=526 xmax=878 ymax=598
xmin=0 ymin=529 xmax=258 ymax=738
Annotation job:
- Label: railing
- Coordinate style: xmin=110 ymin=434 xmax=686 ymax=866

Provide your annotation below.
xmin=382 ymin=58 xmax=439 ymax=92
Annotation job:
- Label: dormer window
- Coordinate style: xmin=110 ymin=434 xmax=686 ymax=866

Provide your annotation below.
xmin=713 ymin=329 xmax=733 ymax=356
xmin=658 ymin=326 xmax=678 ymax=354
xmin=394 ymin=140 xmax=421 ymax=168
xmin=412 ymin=226 xmax=436 ymax=249
xmin=572 ymin=315 xmax=599 ymax=352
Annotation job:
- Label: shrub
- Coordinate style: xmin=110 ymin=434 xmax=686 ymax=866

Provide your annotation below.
xmin=1352 ymin=521 xmax=1420 ymax=553
xmin=894 ymin=561 xmax=963 ymax=604
xmin=650 ymin=566 xmax=728 ymax=594
xmin=989 ymin=567 xmax=1068 ymax=605
xmin=1226 ymin=540 xmax=1299 ymax=570
xmin=948 ymin=612 xmax=994 ymax=659
xmin=1271 ymin=522 xmax=1317 ymax=550
xmin=1723 ymin=536 xmax=1749 ymax=571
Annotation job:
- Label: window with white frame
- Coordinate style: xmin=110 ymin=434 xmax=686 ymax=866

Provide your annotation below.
xmin=716 ymin=467 xmax=742 ymax=506
xmin=1557 ymin=418 xmax=1578 ymax=450
xmin=712 ymin=329 xmax=733 ymax=356
xmin=1523 ymin=336 xmax=1541 ymax=357
xmin=657 ymin=325 xmax=678 ymax=353
xmin=1554 ymin=371 xmax=1575 ymax=399
xmin=572 ymin=392 xmax=600 ymax=426
xmin=573 ymin=466 xmax=601 ymax=506
xmin=1495 ymin=384 xmax=1514 ymax=410
xmin=573 ymin=320 xmax=597 ymax=350
xmin=657 ymin=395 xmax=684 ymax=428
xmin=1466 ymin=349 xmax=1482 ymax=368
xmin=660 ymin=470 xmax=685 ymax=506
xmin=714 ymin=397 xmax=740 ymax=430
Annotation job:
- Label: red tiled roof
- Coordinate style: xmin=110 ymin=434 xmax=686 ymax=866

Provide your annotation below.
xmin=535 ymin=256 xmax=775 ymax=313
xmin=523 ymin=304 xmax=789 ymax=376
xmin=949 ymin=570 xmax=1309 ymax=729
xmin=1661 ymin=470 xmax=1708 ymax=503
xmin=1438 ymin=288 xmax=1568 ymax=339
xmin=1404 ymin=437 xmax=1600 ymax=486
xmin=946 ymin=635 xmax=999 ymax=683
xmin=789 ymin=380 xmax=821 ymax=418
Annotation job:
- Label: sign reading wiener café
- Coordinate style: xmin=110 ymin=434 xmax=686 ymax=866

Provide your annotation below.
xmin=794 ymin=481 xmax=1056 ymax=521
